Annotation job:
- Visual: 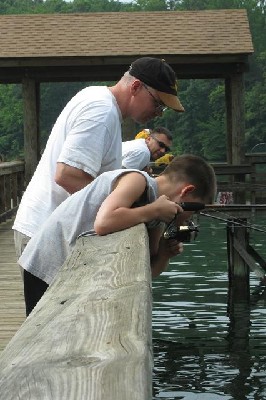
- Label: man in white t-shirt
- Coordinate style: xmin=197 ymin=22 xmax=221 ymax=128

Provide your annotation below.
xmin=13 ymin=57 xmax=184 ymax=260
xmin=122 ymin=127 xmax=173 ymax=171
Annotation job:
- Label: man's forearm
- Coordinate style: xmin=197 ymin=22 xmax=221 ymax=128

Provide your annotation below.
xmin=55 ymin=162 xmax=94 ymax=194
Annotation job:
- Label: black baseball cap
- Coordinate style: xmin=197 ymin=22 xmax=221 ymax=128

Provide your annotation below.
xmin=128 ymin=57 xmax=184 ymax=112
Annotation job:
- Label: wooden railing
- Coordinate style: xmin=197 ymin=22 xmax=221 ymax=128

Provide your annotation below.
xmin=212 ymin=163 xmax=255 ymax=204
xmin=245 ymin=153 xmax=266 ymax=204
xmin=0 ymin=161 xmax=25 ymax=223
xmin=0 ymin=156 xmax=264 ymax=224
xmin=0 ymin=224 xmax=153 ymax=400
xmin=213 ymin=156 xmax=266 ymax=204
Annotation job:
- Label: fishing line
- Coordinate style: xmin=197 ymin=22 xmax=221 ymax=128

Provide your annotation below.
xmin=199 ymin=210 xmax=266 ymax=234
xmin=175 ymin=202 xmax=266 ymax=233
xmin=199 ymin=210 xmax=266 ymax=233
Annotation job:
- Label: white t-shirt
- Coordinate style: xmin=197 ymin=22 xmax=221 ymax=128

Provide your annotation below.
xmin=18 ymin=169 xmax=159 ymax=285
xmin=13 ymin=86 xmax=122 ymax=238
xmin=122 ymin=139 xmax=150 ymax=170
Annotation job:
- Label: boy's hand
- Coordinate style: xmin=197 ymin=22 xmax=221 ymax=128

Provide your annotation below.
xmin=159 ymin=237 xmax=184 ymax=258
xmin=150 ymin=236 xmax=184 ymax=278
xmin=153 ymin=195 xmax=183 ymax=223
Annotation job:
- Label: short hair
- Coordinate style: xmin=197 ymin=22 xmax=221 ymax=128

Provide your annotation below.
xmin=150 ymin=126 xmax=173 ymax=141
xmin=121 ymin=71 xmax=136 ymax=86
xmin=162 ymin=154 xmax=217 ymax=204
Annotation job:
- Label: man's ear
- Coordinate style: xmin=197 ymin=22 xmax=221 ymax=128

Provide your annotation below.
xmin=180 ymin=184 xmax=195 ymax=197
xmin=131 ymin=79 xmax=142 ymax=96
xmin=145 ymin=135 xmax=152 ymax=144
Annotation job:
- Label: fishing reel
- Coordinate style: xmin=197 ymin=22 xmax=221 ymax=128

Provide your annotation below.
xmin=164 ymin=220 xmax=199 ymax=242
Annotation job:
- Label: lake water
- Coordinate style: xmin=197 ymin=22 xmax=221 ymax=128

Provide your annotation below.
xmin=152 ymin=214 xmax=266 ymax=400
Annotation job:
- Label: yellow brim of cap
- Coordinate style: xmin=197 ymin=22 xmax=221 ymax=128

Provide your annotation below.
xmin=157 ymin=90 xmax=185 ymax=112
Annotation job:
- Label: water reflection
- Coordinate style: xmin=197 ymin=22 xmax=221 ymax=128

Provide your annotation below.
xmin=152 ymin=215 xmax=266 ymax=399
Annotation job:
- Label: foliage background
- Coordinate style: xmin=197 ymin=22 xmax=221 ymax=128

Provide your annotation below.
xmin=0 ymin=0 xmax=265 ymax=161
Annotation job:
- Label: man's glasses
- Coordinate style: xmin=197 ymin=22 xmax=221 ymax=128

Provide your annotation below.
xmin=151 ymin=135 xmax=171 ymax=153
xmin=143 ymin=84 xmax=167 ymax=113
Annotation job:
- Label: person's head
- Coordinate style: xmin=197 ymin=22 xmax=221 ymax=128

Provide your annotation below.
xmin=113 ymin=57 xmax=184 ymax=124
xmin=145 ymin=127 xmax=173 ymax=160
xmin=158 ymin=154 xmax=217 ymax=224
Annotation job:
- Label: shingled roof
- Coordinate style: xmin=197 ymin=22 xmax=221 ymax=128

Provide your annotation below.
xmin=0 ymin=9 xmax=254 ymax=82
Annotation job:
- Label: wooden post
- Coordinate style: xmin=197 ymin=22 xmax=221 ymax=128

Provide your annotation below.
xmin=0 ymin=175 xmax=5 ymax=216
xmin=226 ymin=219 xmax=249 ymax=352
xmin=17 ymin=169 xmax=25 ymax=201
xmin=227 ymin=218 xmax=250 ymax=306
xmin=227 ymin=301 xmax=251 ymax=352
xmin=225 ymin=74 xmax=245 ymax=165
xmin=22 ymin=78 xmax=40 ymax=184
xmin=4 ymin=175 xmax=11 ymax=211
xmin=0 ymin=224 xmax=153 ymax=400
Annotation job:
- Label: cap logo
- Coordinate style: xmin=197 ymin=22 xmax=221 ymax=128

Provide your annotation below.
xmin=171 ymin=81 xmax=178 ymax=92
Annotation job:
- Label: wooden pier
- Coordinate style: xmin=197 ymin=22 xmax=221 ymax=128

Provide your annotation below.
xmin=0 ymin=218 xmax=25 ymax=352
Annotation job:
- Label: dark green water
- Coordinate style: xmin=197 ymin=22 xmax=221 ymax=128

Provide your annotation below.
xmin=152 ymin=214 xmax=266 ymax=400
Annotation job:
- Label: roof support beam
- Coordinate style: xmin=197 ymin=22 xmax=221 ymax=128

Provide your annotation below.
xmin=225 ymin=73 xmax=245 ymax=164
xmin=0 ymin=61 xmax=249 ymax=83
xmin=22 ymin=78 xmax=40 ymax=184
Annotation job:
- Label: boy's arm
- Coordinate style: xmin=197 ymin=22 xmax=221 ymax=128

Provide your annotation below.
xmin=148 ymin=226 xmax=183 ymax=278
xmin=94 ymin=172 xmax=180 ymax=236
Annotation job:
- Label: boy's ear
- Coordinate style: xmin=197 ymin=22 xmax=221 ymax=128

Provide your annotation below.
xmin=180 ymin=184 xmax=195 ymax=198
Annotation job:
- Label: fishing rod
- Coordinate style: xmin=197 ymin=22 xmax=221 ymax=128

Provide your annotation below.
xmin=179 ymin=202 xmax=266 ymax=212
xmin=164 ymin=202 xmax=266 ymax=241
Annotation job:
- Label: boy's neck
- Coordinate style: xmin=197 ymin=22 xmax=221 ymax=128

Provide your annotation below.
xmin=155 ymin=175 xmax=179 ymax=200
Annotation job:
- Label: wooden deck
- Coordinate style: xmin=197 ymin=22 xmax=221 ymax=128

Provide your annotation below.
xmin=0 ymin=218 xmax=25 ymax=352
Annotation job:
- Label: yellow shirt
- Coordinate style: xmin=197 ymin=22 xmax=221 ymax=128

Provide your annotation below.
xmin=135 ymin=129 xmax=150 ymax=140
xmin=155 ymin=153 xmax=174 ymax=165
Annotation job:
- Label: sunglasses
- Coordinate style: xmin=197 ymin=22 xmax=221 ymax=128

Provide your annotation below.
xmin=151 ymin=135 xmax=171 ymax=153
xmin=143 ymin=84 xmax=167 ymax=113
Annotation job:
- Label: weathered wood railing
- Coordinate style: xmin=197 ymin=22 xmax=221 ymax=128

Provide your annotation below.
xmin=245 ymin=153 xmax=266 ymax=204
xmin=0 ymin=224 xmax=153 ymax=400
xmin=212 ymin=163 xmax=255 ymax=203
xmin=0 ymin=161 xmax=25 ymax=223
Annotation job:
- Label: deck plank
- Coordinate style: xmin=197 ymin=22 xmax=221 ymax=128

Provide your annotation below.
xmin=0 ymin=219 xmax=25 ymax=352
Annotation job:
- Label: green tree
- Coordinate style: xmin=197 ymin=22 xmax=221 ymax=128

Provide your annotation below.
xmin=130 ymin=0 xmax=168 ymax=11
xmin=0 ymin=85 xmax=23 ymax=160
xmin=245 ymin=51 xmax=266 ymax=151
xmin=40 ymin=81 xmax=88 ymax=148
